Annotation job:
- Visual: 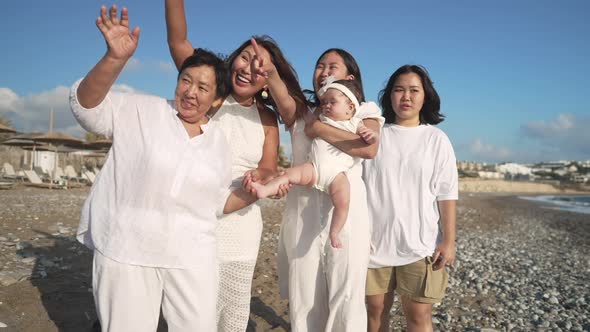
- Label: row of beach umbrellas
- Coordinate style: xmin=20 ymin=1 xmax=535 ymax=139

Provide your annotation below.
xmin=1 ymin=123 xmax=111 ymax=181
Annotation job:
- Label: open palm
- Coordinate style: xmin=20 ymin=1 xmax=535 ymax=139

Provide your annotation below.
xmin=97 ymin=5 xmax=140 ymax=61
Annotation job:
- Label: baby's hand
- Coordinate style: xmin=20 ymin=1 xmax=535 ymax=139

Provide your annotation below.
xmin=357 ymin=124 xmax=377 ymax=144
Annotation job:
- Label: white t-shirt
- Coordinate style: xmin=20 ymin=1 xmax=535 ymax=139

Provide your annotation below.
xmin=70 ymin=80 xmax=232 ymax=269
xmin=362 ymin=124 xmax=458 ymax=268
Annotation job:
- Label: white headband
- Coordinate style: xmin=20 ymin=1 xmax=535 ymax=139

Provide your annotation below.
xmin=318 ymin=78 xmax=360 ymax=110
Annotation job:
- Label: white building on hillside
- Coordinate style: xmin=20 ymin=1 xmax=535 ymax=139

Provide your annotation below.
xmin=496 ymin=163 xmax=534 ymax=180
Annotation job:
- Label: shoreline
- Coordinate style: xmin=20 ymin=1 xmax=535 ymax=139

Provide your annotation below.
xmin=458 ymin=179 xmax=588 ymax=194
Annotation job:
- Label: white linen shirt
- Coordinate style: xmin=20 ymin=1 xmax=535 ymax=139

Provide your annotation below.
xmin=363 ymin=124 xmax=458 ymax=268
xmin=70 ymin=80 xmax=232 ymax=269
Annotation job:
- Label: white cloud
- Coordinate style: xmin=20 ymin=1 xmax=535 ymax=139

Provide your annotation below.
xmin=520 ymin=113 xmax=590 ymax=159
xmin=522 ymin=113 xmax=574 ymax=138
xmin=158 ymin=61 xmax=176 ymax=75
xmin=121 ymin=58 xmax=177 ymax=76
xmin=123 ymin=57 xmax=141 ymax=72
xmin=0 ymin=88 xmax=24 ymax=113
xmin=0 ymin=84 xmax=139 ymax=138
xmin=469 ymin=138 xmax=512 ymax=162
xmin=112 ymin=84 xmax=139 ymax=94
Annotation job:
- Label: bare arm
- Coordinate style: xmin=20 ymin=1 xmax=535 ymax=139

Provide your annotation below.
xmin=433 ymin=199 xmax=457 ymax=270
xmin=78 ymin=6 xmax=140 ymax=108
xmin=165 ymin=0 xmax=195 ymax=70
xmin=251 ymin=39 xmax=299 ymax=127
xmin=305 ymin=117 xmax=381 ymax=159
xmin=242 ymin=107 xmax=279 ymax=192
xmin=257 ymin=108 xmax=280 ymax=177
xmin=223 ymin=188 xmax=257 ymax=214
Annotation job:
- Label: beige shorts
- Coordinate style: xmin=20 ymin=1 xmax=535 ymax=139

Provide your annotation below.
xmin=366 ymin=257 xmax=449 ymax=304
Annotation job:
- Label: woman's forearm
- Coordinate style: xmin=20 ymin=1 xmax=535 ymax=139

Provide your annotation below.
xmin=77 ymin=55 xmax=127 ymax=109
xmin=313 ymin=118 xmax=380 ymax=159
xmin=223 ymin=188 xmax=258 ymax=214
xmin=165 ymin=0 xmax=195 ymax=69
xmin=266 ymin=70 xmax=298 ymax=127
xmin=437 ymin=199 xmax=457 ymax=244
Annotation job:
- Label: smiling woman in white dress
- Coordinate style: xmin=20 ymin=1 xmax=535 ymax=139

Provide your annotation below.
xmin=165 ymin=1 xmax=308 ymax=330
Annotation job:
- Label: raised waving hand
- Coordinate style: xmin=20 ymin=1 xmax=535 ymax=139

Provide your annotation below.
xmin=97 ymin=5 xmax=140 ymax=61
xmin=76 ymin=5 xmax=139 ymax=109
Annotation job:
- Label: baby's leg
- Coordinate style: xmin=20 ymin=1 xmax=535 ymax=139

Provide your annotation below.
xmin=250 ymin=163 xmax=316 ymax=199
xmin=328 ymin=173 xmax=350 ymax=249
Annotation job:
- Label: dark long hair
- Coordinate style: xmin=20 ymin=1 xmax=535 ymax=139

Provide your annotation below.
xmin=379 ymin=64 xmax=444 ymax=125
xmin=305 ymin=48 xmax=365 ymax=106
xmin=226 ymin=36 xmax=309 ymax=120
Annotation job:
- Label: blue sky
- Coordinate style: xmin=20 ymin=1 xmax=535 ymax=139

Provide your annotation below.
xmin=1 ymin=0 xmax=589 ymax=163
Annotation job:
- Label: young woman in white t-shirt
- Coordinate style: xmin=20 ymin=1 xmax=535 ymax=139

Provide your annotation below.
xmin=363 ymin=65 xmax=458 ymax=332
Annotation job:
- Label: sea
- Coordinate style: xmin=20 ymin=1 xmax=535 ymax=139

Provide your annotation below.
xmin=519 ymin=195 xmax=590 ymax=215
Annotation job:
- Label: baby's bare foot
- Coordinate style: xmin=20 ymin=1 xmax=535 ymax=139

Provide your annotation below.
xmin=330 ymin=232 xmax=342 ymax=249
xmin=250 ymin=181 xmax=272 ymax=199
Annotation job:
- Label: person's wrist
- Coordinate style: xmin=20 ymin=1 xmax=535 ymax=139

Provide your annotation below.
xmin=104 ymin=52 xmax=131 ymax=66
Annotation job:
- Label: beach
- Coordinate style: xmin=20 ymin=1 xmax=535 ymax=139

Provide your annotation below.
xmin=0 ymin=181 xmax=588 ymax=331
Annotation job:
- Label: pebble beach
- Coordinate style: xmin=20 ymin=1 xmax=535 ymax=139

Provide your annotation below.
xmin=0 ymin=183 xmax=588 ymax=331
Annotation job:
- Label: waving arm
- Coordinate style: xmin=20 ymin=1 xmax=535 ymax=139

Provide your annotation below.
xmin=165 ymin=0 xmax=195 ymax=70
xmin=77 ymin=5 xmax=140 ymax=109
xmin=250 ymin=39 xmax=300 ymax=127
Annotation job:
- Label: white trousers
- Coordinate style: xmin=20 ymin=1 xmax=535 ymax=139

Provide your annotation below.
xmin=92 ymin=251 xmax=218 ymax=332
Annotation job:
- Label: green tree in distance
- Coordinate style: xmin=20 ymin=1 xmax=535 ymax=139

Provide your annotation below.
xmin=85 ymin=132 xmax=106 ymax=142
xmin=0 ymin=114 xmax=13 ymax=127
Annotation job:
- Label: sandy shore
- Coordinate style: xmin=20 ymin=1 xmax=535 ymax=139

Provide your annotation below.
xmin=458 ymin=179 xmax=584 ymax=193
xmin=0 ymin=184 xmax=588 ymax=331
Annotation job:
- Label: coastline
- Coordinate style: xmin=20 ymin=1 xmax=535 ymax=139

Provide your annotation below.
xmin=458 ymin=179 xmax=587 ymax=194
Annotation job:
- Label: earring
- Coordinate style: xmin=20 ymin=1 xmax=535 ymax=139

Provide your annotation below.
xmin=261 ymin=89 xmax=268 ymax=100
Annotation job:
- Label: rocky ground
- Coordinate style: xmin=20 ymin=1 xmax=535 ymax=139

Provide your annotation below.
xmin=0 ymin=186 xmax=588 ymax=331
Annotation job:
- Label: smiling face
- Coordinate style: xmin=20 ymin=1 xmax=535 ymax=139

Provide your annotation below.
xmin=313 ymin=51 xmax=355 ymax=93
xmin=319 ymin=89 xmax=355 ymax=121
xmin=230 ymin=45 xmax=272 ymax=105
xmin=174 ymin=65 xmax=218 ymax=124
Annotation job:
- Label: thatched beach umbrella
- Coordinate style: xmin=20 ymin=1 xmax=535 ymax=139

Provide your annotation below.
xmin=88 ymin=139 xmax=113 ymax=150
xmin=33 ymin=132 xmax=83 ymax=147
xmin=1 ymin=138 xmax=36 ymax=147
xmin=0 ymin=123 xmax=16 ymax=134
xmin=1 ymin=137 xmax=49 ymax=170
xmin=33 ymin=132 xmax=83 ymax=181
xmin=65 ymin=138 xmax=112 ymax=151
xmin=21 ymin=145 xmax=53 ymax=152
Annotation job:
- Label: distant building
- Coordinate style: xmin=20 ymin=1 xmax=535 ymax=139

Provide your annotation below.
xmin=496 ymin=163 xmax=534 ymax=181
xmin=457 ymin=161 xmax=484 ymax=171
xmin=477 ymin=171 xmax=503 ymax=179
xmin=537 ymin=161 xmax=569 ymax=169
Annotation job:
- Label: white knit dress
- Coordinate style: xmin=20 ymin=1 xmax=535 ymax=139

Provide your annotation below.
xmin=210 ymin=95 xmax=265 ymax=331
